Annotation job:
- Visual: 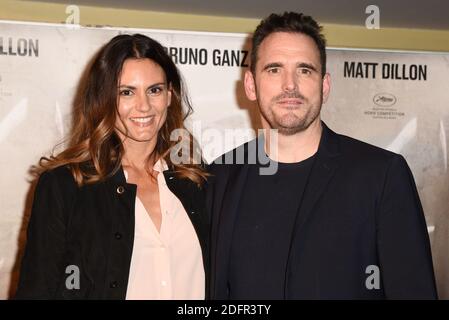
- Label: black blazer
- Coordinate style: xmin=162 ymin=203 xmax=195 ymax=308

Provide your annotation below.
xmin=15 ymin=165 xmax=209 ymax=299
xmin=207 ymin=122 xmax=437 ymax=299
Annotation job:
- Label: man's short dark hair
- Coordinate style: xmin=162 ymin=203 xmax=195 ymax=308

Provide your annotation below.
xmin=250 ymin=12 xmax=327 ymax=77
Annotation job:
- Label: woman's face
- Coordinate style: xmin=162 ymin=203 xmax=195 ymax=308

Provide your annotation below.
xmin=115 ymin=58 xmax=171 ymax=145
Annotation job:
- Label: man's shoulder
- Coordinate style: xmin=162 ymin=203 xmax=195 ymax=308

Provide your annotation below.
xmin=338 ymin=133 xmax=395 ymax=156
xmin=213 ymin=139 xmax=257 ymax=163
xmin=207 ymin=139 xmax=256 ymax=174
xmin=207 ymin=128 xmax=406 ymax=173
xmin=333 ymin=131 xmax=405 ymax=169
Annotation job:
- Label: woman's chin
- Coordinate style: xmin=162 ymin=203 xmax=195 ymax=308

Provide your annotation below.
xmin=124 ymin=132 xmax=157 ymax=143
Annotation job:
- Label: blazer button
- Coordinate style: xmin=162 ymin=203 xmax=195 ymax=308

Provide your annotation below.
xmin=114 ymin=232 xmax=122 ymax=240
xmin=110 ymin=281 xmax=118 ymax=288
xmin=190 ymin=210 xmax=195 ymax=215
xmin=116 ymin=186 xmax=125 ymax=194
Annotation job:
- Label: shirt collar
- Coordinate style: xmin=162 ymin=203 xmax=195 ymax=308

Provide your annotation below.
xmin=123 ymin=158 xmax=169 ymax=182
xmin=153 ymin=158 xmax=169 ymax=173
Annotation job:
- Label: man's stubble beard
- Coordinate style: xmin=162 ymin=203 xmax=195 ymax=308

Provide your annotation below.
xmin=257 ymin=89 xmax=323 ymax=136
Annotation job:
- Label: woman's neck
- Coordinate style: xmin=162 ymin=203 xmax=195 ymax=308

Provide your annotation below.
xmin=121 ymin=138 xmax=157 ymax=171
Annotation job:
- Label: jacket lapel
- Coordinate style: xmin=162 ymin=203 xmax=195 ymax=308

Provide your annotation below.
xmin=210 ymin=137 xmax=264 ymax=298
xmin=211 ymin=163 xmax=249 ymax=298
xmin=284 ymin=122 xmax=342 ymax=296
xmin=106 ymin=166 xmax=137 ymax=214
xmin=293 ymin=123 xmax=341 ymax=233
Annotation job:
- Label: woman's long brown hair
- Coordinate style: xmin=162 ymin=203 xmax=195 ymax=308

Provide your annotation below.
xmin=34 ymin=34 xmax=207 ymax=187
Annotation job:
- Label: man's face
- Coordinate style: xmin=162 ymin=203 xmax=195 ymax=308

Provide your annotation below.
xmin=245 ymin=32 xmax=330 ymax=135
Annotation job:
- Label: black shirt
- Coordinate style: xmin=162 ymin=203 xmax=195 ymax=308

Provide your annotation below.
xmin=228 ymin=154 xmax=316 ymax=299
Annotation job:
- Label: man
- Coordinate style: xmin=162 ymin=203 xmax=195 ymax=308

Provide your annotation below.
xmin=207 ymin=12 xmax=437 ymax=299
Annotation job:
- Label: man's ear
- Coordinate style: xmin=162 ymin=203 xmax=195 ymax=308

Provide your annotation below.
xmin=322 ymin=72 xmax=331 ymax=104
xmin=244 ymin=70 xmax=257 ymax=101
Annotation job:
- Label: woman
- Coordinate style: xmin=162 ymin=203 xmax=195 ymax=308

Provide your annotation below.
xmin=15 ymin=34 xmax=209 ymax=299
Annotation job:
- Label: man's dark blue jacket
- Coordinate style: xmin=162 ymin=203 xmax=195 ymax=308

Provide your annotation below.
xmin=207 ymin=122 xmax=437 ymax=299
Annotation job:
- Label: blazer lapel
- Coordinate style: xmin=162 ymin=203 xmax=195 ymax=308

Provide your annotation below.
xmin=294 ymin=124 xmax=341 ymax=232
xmin=106 ymin=166 xmax=137 ymax=214
xmin=210 ymin=137 xmax=265 ymax=298
xmin=211 ymin=162 xmax=249 ymax=298
xmin=284 ymin=122 xmax=342 ymax=297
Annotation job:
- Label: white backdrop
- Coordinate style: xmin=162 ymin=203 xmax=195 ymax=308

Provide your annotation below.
xmin=1 ymin=21 xmax=448 ymax=299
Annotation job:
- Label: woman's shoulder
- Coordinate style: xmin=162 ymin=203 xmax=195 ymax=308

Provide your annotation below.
xmin=37 ymin=165 xmax=78 ymax=192
xmin=30 ymin=165 xmax=79 ymax=218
